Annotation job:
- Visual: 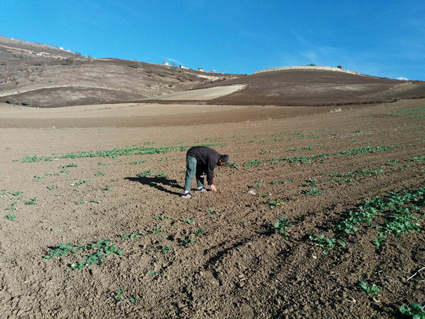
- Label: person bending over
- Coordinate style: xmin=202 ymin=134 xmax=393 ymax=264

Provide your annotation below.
xmin=182 ymin=146 xmax=230 ymax=199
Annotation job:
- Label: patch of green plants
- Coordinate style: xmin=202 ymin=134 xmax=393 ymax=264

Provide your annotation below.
xmin=243 ymin=159 xmax=263 ymax=167
xmin=154 ymin=215 xmax=167 ymax=221
xmin=208 ymin=207 xmax=221 ymax=218
xmin=259 ymin=150 xmax=275 ymax=154
xmin=121 ymin=230 xmax=145 ymax=239
xmin=335 ymin=145 xmax=397 ymax=156
xmin=411 ymin=156 xmax=425 ymax=163
xmin=95 ymin=171 xmax=105 ymax=176
xmin=161 ymin=245 xmax=172 ymax=254
xmin=399 ymin=304 xmax=425 ymax=318
xmin=20 ymin=144 xmax=220 ymax=163
xmin=306 ymin=187 xmax=323 ymax=196
xmin=309 ymin=235 xmax=346 ymax=254
xmin=286 ymin=145 xmax=315 ymax=152
xmin=266 ymin=198 xmax=285 ymax=208
xmin=4 ymin=214 xmax=17 ymax=221
xmin=358 ymin=281 xmax=381 ymax=302
xmin=228 ymin=162 xmax=239 ymax=169
xmin=156 ymin=171 xmax=167 ymax=177
xmin=62 ymin=163 xmax=78 ymax=168
xmin=43 ymin=239 xmax=123 ymax=270
xmin=304 ymin=178 xmax=318 ymax=186
xmin=6 ymin=201 xmax=19 ymax=211
xmin=24 ymin=197 xmax=37 ymax=205
xmin=129 ymin=160 xmax=147 ymax=165
xmin=190 ymin=229 xmax=205 ymax=236
xmin=114 ymin=288 xmax=135 ymax=304
xmin=387 ymin=105 xmax=425 ymax=116
xmin=139 ymin=169 xmax=152 ymax=177
xmin=182 ymin=218 xmax=194 ymax=225
xmin=274 ymin=217 xmax=291 ymax=236
xmin=73 ymin=180 xmax=87 ymax=186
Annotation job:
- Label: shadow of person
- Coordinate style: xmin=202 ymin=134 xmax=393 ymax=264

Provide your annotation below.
xmin=125 ymin=176 xmax=182 ymax=196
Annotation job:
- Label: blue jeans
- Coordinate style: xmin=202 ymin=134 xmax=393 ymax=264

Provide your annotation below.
xmin=184 ymin=154 xmax=204 ymax=192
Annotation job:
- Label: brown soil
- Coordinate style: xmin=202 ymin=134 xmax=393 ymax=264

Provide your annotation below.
xmin=196 ymin=69 xmax=425 ymax=106
xmin=0 ymin=98 xmax=424 ymax=318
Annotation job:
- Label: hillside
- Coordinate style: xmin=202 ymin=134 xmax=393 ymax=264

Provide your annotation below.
xmin=1 ymin=36 xmax=425 ymax=108
xmin=0 ymin=36 xmax=239 ymax=107
xmin=192 ymin=66 xmax=425 ymax=106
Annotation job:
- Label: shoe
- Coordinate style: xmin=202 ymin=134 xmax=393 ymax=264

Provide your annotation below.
xmin=197 ymin=187 xmax=207 ymax=192
xmin=181 ymin=193 xmax=196 ymax=199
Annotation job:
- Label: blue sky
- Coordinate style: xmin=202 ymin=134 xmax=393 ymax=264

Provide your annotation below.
xmin=1 ymin=1 xmax=424 ymax=80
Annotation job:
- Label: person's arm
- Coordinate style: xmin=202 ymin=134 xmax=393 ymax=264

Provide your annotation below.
xmin=206 ymin=158 xmax=216 ymax=187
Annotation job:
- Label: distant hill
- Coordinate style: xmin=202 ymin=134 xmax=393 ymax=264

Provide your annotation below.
xmin=1 ymin=36 xmax=424 ymax=107
xmin=0 ymin=36 xmax=239 ymax=107
xmin=193 ymin=66 xmax=425 ymax=106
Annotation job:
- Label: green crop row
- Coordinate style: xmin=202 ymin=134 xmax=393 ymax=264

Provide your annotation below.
xmin=20 ymin=144 xmax=221 ymax=163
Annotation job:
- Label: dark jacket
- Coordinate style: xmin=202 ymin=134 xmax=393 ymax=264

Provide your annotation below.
xmin=187 ymin=146 xmax=220 ymax=185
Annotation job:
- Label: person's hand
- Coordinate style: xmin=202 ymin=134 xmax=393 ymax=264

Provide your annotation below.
xmin=210 ymin=185 xmax=217 ymax=192
xmin=200 ymin=173 xmax=206 ymax=178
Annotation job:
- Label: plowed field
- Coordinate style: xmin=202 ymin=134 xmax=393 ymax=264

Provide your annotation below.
xmin=0 ymin=99 xmax=424 ymax=318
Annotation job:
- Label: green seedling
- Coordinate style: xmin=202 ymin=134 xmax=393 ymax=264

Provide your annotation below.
xmin=266 ymin=198 xmax=285 ymax=208
xmin=309 ymin=235 xmax=346 ymax=254
xmin=191 ymin=229 xmax=205 ymax=236
xmin=95 ymin=171 xmax=105 ymax=176
xmin=139 ymin=169 xmax=152 ymax=177
xmin=374 ymin=232 xmax=387 ymax=247
xmin=182 ymin=218 xmax=194 ymax=225
xmin=129 ymin=160 xmax=147 ymax=165
xmin=304 ymin=178 xmax=318 ymax=186
xmin=73 ymin=180 xmax=87 ymax=186
xmin=358 ymin=281 xmax=381 ymax=302
xmin=114 ymin=288 xmax=135 ymax=304
xmin=306 ymin=187 xmax=323 ymax=196
xmin=121 ymin=231 xmax=144 ymax=239
xmin=161 ymin=245 xmax=172 ymax=254
xmin=25 ymin=198 xmax=37 ymax=205
xmin=274 ymin=217 xmax=292 ymax=236
xmin=4 ymin=214 xmax=17 ymax=221
xmin=102 ymin=185 xmax=110 ymax=192
xmin=43 ymin=243 xmax=79 ymax=259
xmin=399 ymin=304 xmax=425 ymax=318
xmin=208 ymin=207 xmax=221 ymax=218
xmin=154 ymin=215 xmax=167 ymax=221
xmin=180 ymin=237 xmax=195 ymax=245
xmin=228 ymin=163 xmax=239 ymax=169
xmin=148 ymin=270 xmax=158 ymax=276
xmin=6 ymin=201 xmax=18 ymax=211
xmin=47 ymin=185 xmax=54 ymax=190
xmin=153 ymin=228 xmax=163 ymax=235
xmin=243 ymin=159 xmax=263 ymax=167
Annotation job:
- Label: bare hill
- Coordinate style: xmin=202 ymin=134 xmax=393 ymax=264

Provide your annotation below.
xmin=2 ymin=36 xmax=425 ymax=108
xmin=0 ymin=36 xmax=239 ymax=107
xmin=193 ymin=67 xmax=425 ymax=106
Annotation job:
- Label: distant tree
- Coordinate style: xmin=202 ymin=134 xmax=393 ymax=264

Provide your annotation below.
xmin=75 ymin=52 xmax=82 ymax=57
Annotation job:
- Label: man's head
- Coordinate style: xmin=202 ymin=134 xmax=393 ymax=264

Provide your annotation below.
xmin=218 ymin=154 xmax=230 ymax=166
